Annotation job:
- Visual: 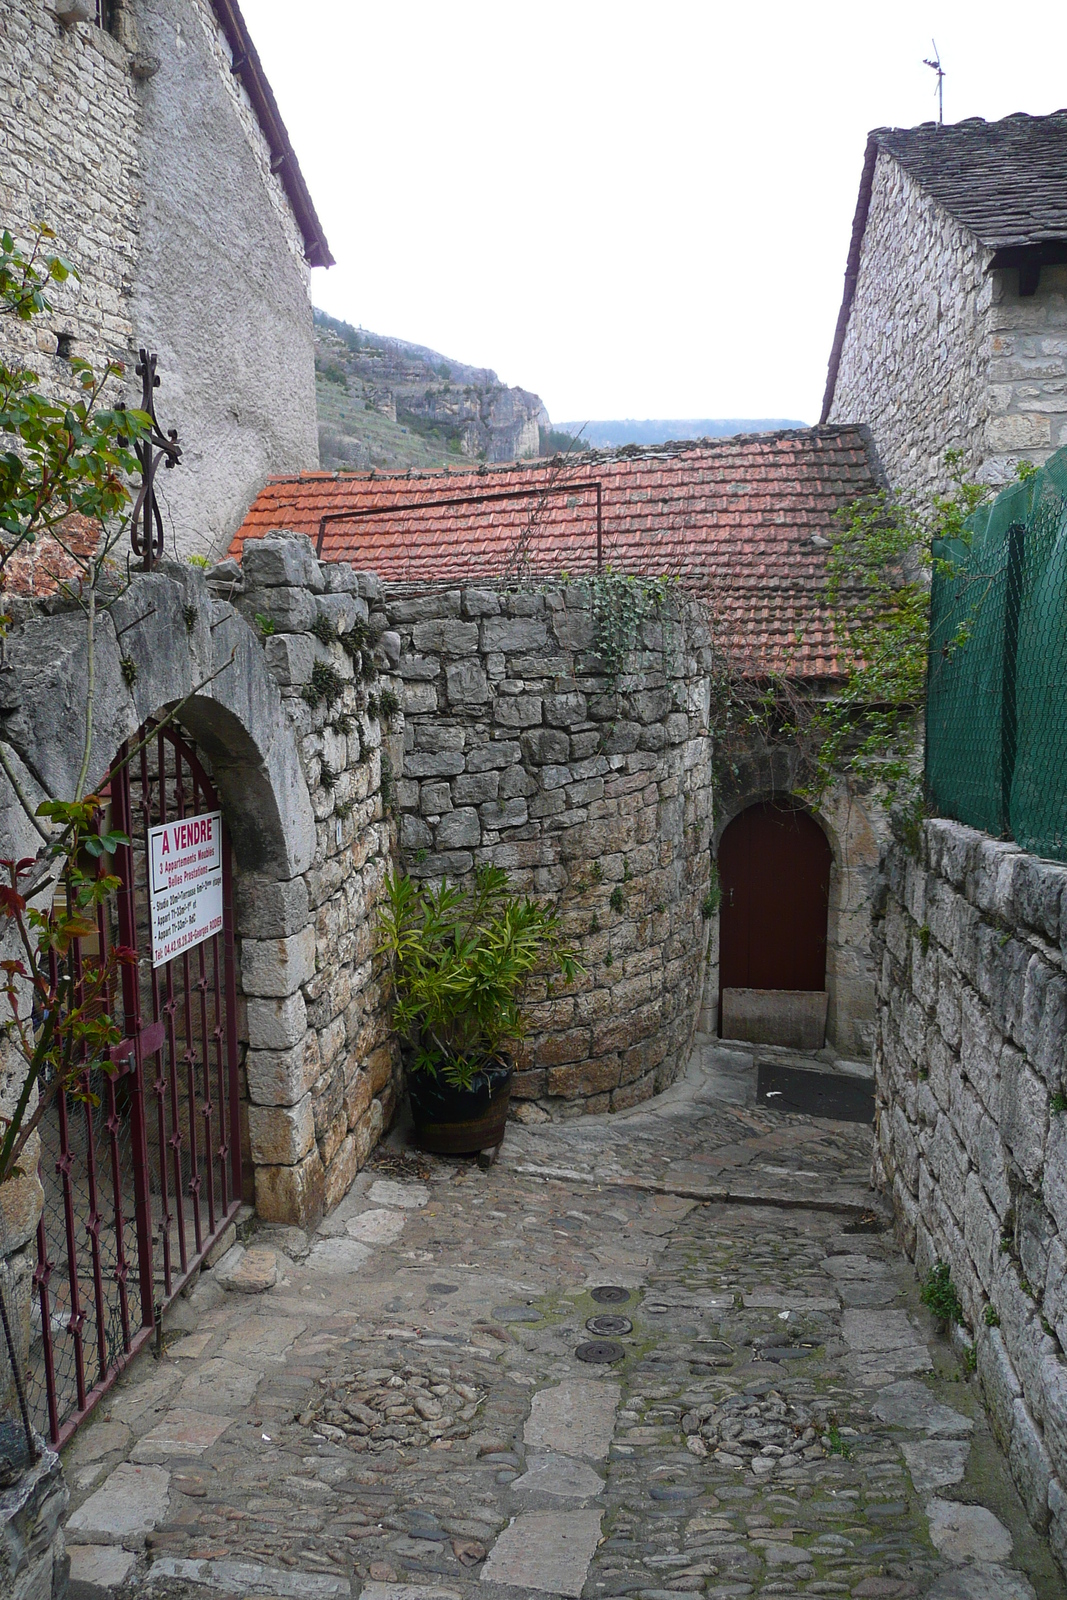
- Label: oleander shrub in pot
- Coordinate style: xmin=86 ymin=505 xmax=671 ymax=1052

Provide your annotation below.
xmin=378 ymin=866 xmax=579 ymax=1153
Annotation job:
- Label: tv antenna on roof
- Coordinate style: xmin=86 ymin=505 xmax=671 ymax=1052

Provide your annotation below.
xmin=924 ymin=41 xmax=945 ymax=125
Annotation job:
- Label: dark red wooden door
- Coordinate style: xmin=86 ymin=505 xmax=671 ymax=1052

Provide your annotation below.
xmin=717 ymin=802 xmax=831 ymax=1010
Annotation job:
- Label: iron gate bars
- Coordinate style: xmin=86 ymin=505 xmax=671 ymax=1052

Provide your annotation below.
xmin=129 ymin=350 xmax=181 ymax=571
xmin=315 ymin=480 xmax=605 ymax=572
xmin=31 ymin=719 xmax=240 ymax=1447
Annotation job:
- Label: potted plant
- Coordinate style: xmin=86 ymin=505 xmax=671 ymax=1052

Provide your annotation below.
xmin=378 ymin=865 xmax=579 ymax=1153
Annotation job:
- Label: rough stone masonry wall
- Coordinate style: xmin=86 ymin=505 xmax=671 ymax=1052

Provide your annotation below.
xmin=0 ymin=539 xmax=402 ymax=1239
xmin=830 ymin=150 xmax=1067 ymax=499
xmin=0 ymin=0 xmax=140 ymax=388
xmin=875 ymin=817 xmax=1067 ymax=1563
xmin=985 ymin=262 xmax=1067 ymax=485
xmin=226 ymin=537 xmax=403 ymax=1226
xmin=830 ymin=151 xmax=993 ymax=499
xmin=384 ymin=582 xmax=716 ymax=1115
xmin=0 ymin=0 xmax=319 ymax=567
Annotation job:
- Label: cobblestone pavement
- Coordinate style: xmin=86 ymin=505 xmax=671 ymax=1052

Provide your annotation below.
xmin=61 ymin=1045 xmax=1065 ymax=1600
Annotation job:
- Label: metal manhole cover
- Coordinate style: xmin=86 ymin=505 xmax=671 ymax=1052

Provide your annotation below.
xmin=586 ymin=1314 xmax=633 ymax=1336
xmin=590 ymin=1285 xmax=631 ymax=1304
xmin=575 ymin=1339 xmax=626 ymax=1364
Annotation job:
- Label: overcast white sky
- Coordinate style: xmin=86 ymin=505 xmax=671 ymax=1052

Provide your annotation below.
xmin=241 ymin=0 xmax=1067 ymax=426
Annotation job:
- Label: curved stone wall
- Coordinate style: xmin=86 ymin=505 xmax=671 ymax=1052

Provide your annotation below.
xmin=383 ymin=581 xmax=716 ymax=1115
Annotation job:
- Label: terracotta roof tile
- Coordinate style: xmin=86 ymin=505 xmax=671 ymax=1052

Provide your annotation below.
xmin=231 ymin=427 xmax=880 ymax=678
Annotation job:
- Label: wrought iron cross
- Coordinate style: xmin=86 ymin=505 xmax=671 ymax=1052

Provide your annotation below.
xmin=130 ymin=350 xmax=181 ymax=570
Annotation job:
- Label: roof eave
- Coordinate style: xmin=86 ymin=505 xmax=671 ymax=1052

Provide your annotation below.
xmin=819 ymin=136 xmax=879 ymax=425
xmin=208 ymin=0 xmax=334 ymax=269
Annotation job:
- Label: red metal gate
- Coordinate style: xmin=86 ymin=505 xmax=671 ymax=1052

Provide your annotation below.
xmin=30 ymin=718 xmax=241 ymax=1446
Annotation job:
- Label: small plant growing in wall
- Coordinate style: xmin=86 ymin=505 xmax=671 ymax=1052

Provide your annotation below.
xmin=311 ymin=614 xmax=338 ymax=646
xmin=702 ymin=864 xmax=722 ymax=919
xmin=120 ymin=654 xmax=138 ymax=687
xmin=378 ymin=688 xmax=400 ymax=726
xmin=609 ymin=885 xmax=624 ymax=914
xmin=920 ymin=1262 xmax=965 ymax=1329
xmin=1051 ymin=1091 xmax=1067 ymax=1115
xmin=302 ymin=661 xmax=345 ymax=709
xmin=254 ymin=612 xmax=275 ymax=636
xmin=984 ymin=1305 xmax=1000 ymax=1327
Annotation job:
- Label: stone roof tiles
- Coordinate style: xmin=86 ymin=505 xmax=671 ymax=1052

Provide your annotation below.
xmin=231 ymin=427 xmax=880 ymax=679
xmin=874 ymin=111 xmax=1067 ymax=249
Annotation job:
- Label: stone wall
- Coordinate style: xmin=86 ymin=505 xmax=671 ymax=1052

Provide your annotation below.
xmin=0 ymin=0 xmax=140 ymax=388
xmin=874 ymin=817 xmax=1067 ymax=1562
xmin=829 ymin=151 xmax=992 ymax=498
xmin=384 ymin=581 xmax=716 ymax=1115
xmin=133 ymin=0 xmax=320 ymax=561
xmin=0 ymin=0 xmax=319 ymax=568
xmin=985 ymin=262 xmax=1067 ymax=485
xmin=227 ymin=538 xmax=401 ymax=1224
xmin=0 ymin=541 xmax=401 ymax=1233
xmin=829 ymin=150 xmax=1067 ymax=500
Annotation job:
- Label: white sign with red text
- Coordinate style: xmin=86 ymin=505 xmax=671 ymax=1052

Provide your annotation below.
xmin=147 ymin=810 xmax=224 ymax=968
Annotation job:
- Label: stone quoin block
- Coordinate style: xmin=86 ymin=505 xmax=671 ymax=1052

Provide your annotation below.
xmin=246 ymin=990 xmax=307 ymax=1051
xmin=243 ymin=535 xmax=321 ymax=590
xmin=263 ymin=632 xmax=314 ymax=686
xmin=235 ymin=874 xmax=311 ymax=940
xmin=247 ymin=1093 xmax=315 ymax=1165
xmin=254 ymin=1147 xmax=326 ymax=1229
xmin=240 ymin=924 xmax=316 ymax=997
xmin=245 ymin=1034 xmax=321 ymax=1108
xmin=252 ymin=585 xmax=317 ymax=633
xmin=315 ymin=591 xmax=362 ymax=634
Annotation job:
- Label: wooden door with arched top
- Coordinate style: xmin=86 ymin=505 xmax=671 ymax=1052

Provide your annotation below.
xmin=717 ymin=801 xmax=832 ymax=1025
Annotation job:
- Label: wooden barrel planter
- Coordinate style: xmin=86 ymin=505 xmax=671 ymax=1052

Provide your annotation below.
xmin=407 ymin=1061 xmax=513 ymax=1155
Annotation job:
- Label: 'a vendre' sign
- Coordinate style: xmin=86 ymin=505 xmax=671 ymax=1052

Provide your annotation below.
xmin=147 ymin=810 xmax=224 ymax=968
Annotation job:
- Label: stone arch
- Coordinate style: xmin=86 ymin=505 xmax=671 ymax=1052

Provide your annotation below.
xmin=0 ymin=568 xmax=315 ymax=882
xmin=709 ymin=748 xmax=883 ymax=1059
xmin=0 ymin=571 xmax=321 ymax=1217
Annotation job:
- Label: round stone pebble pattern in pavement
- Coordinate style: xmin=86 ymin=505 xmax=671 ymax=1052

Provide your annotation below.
xmin=298 ymin=1361 xmax=486 ymax=1452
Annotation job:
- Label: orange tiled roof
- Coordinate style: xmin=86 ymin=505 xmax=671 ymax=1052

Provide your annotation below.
xmin=231 ymin=427 xmax=880 ymax=678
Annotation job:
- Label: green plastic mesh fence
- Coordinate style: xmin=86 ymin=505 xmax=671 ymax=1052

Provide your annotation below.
xmin=926 ymin=447 xmax=1067 ymax=861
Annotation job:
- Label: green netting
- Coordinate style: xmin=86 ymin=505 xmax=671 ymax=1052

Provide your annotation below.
xmin=926 ymin=448 xmax=1067 ymax=861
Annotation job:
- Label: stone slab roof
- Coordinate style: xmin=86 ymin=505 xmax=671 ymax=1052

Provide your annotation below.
xmin=874 ymin=111 xmax=1067 ymax=249
xmin=231 ymin=427 xmax=880 ymax=679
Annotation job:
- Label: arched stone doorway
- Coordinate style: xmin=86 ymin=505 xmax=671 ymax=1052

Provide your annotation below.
xmin=717 ymin=800 xmax=832 ymax=1046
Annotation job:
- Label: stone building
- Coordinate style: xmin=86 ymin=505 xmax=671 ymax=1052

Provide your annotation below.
xmin=0 ymin=0 xmax=330 ymax=563
xmin=823 ymin=111 xmax=1067 ymax=497
xmin=233 ymin=430 xmax=886 ymax=1063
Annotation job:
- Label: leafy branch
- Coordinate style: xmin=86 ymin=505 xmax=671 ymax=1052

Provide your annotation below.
xmin=0 ymin=798 xmax=133 ymax=1187
xmin=377 ymin=865 xmax=580 ymax=1089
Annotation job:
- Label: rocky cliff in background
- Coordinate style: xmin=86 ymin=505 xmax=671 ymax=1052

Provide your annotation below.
xmin=314 ymin=310 xmax=549 ymax=472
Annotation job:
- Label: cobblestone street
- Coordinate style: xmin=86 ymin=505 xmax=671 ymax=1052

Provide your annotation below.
xmin=61 ymin=1046 xmax=1065 ymax=1600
